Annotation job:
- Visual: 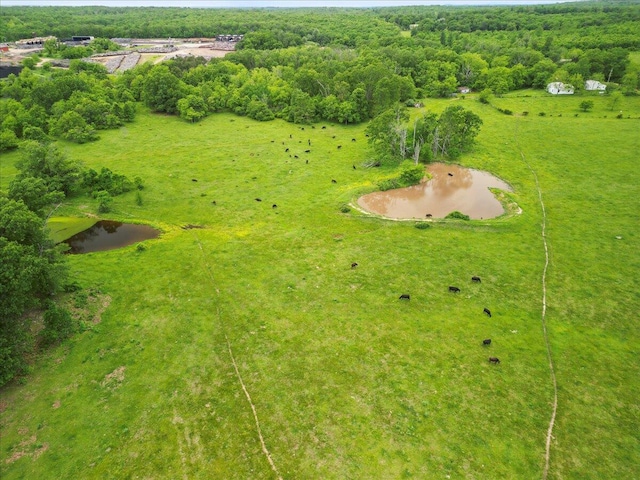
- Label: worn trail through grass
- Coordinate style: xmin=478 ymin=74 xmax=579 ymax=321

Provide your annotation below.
xmin=514 ymin=119 xmax=558 ymax=480
xmin=192 ymin=231 xmax=282 ymax=479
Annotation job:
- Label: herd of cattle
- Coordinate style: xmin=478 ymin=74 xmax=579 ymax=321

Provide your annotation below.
xmin=394 ymin=274 xmax=501 ymax=365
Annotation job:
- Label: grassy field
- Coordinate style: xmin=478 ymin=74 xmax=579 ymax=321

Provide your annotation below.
xmin=1 ymin=93 xmax=638 ymax=479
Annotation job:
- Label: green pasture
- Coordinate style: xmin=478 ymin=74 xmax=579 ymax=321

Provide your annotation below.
xmin=1 ymin=95 xmax=638 ymax=479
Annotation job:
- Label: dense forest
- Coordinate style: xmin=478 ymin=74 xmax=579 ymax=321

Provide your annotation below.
xmin=1 ymin=2 xmax=639 ymax=385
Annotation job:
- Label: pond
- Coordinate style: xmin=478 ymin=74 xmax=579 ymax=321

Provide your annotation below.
xmin=63 ymin=220 xmax=160 ymax=254
xmin=357 ymin=163 xmax=513 ymax=220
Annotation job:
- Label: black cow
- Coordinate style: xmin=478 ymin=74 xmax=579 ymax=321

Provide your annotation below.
xmin=472 ymin=276 xmax=482 ymax=283
xmin=488 ymin=357 xmax=500 ymax=364
xmin=294 ymin=155 xmax=299 ymax=158
xmin=300 ymin=127 xmax=305 ymax=130
xmin=426 ymin=213 xmax=432 ymax=218
xmin=337 ymin=145 xmax=342 ymax=149
xmin=448 ymin=173 xmax=453 ymax=177
xmin=305 ymin=149 xmax=311 ymax=153
xmin=352 ymin=138 xmax=356 ymax=142
xmin=483 ymin=308 xmax=492 ymax=317
xmin=322 ymin=126 xmax=326 ymax=129
xmin=332 ymin=135 xmax=336 ymax=139
xmin=311 ymin=126 xmax=315 ymax=129
xmin=399 ymin=294 xmax=410 ymax=300
xmin=255 ymin=198 xmax=262 ymax=202
xmin=351 ymin=262 xmax=358 ymax=269
xmin=483 ymin=339 xmax=491 ymax=346
xmin=272 ymin=204 xmax=277 ymax=208
xmin=289 ymin=134 xmax=292 ymax=138
xmin=449 ymin=286 xmax=460 ymax=293
xmin=306 ymin=160 xmax=309 ymax=164
xmin=212 ymin=200 xmax=217 ymax=205
xmin=285 ymin=148 xmax=289 ymax=152
xmin=353 ymin=165 xmax=356 ymax=170
xmin=331 ymin=179 xmax=337 ymax=184
xmin=308 ymin=140 xmax=311 ymax=145
xmin=192 ymin=178 xmax=198 ymax=182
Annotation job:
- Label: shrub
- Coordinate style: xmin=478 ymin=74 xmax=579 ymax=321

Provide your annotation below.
xmin=445 ymin=210 xmax=470 ymax=220
xmin=522 ymin=111 xmax=529 ymax=116
xmin=377 ymin=178 xmax=400 ymax=191
xmin=41 ymin=303 xmax=75 ymax=346
xmin=95 ymin=190 xmax=113 ymax=213
xmin=414 ymin=222 xmax=431 ymax=229
xmin=478 ymin=89 xmax=492 ymax=104
xmin=399 ymin=162 xmax=425 ymax=186
xmin=538 ymin=112 xmax=546 ymax=116
xmin=339 ymin=204 xmax=351 ymax=213
xmin=0 ymin=129 xmax=19 ymax=152
xmin=135 ymin=191 xmax=143 ymax=206
xmin=136 ymin=243 xmax=146 ymax=252
xmin=616 ymin=113 xmax=623 ymax=119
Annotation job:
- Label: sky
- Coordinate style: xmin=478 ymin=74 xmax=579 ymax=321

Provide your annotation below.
xmin=1 ymin=0 xmax=587 ymax=7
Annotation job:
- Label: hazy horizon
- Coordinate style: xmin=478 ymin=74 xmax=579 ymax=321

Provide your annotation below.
xmin=1 ymin=0 xmax=587 ymax=7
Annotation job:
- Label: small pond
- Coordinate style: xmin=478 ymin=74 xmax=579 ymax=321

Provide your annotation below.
xmin=357 ymin=163 xmax=513 ymax=220
xmin=63 ymin=220 xmax=160 ymax=254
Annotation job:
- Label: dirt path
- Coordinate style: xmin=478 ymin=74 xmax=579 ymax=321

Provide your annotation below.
xmin=192 ymin=232 xmax=283 ymax=479
xmin=514 ymin=120 xmax=558 ymax=479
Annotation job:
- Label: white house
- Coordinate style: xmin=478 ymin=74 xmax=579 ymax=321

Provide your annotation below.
xmin=547 ymin=82 xmax=574 ymax=95
xmin=458 ymin=86 xmax=471 ymax=94
xmin=585 ymin=80 xmax=607 ymax=91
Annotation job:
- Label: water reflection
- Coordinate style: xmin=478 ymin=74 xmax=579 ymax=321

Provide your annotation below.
xmin=63 ymin=220 xmax=160 ymax=254
xmin=357 ymin=163 xmax=512 ymax=220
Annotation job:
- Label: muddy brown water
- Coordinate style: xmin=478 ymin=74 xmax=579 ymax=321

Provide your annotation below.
xmin=357 ymin=163 xmax=512 ymax=220
xmin=63 ymin=220 xmax=160 ymax=254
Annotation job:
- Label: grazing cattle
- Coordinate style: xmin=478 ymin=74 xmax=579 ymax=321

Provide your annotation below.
xmin=483 ymin=308 xmax=492 ymax=317
xmin=322 ymin=126 xmax=326 ymax=129
xmin=271 ymin=140 xmax=275 ymax=143
xmin=212 ymin=201 xmax=217 ymax=205
xmin=337 ymin=145 xmax=342 ymax=149
xmin=488 ymin=357 xmax=500 ymax=364
xmin=285 ymin=148 xmax=289 ymax=152
xmin=351 ymin=262 xmax=358 ymax=269
xmin=305 ymin=149 xmax=311 ymax=153
xmin=332 ymin=135 xmax=336 ymax=138
xmin=448 ymin=173 xmax=453 ymax=177
xmin=483 ymin=339 xmax=491 ymax=346
xmin=399 ymin=294 xmax=410 ymax=300
xmin=472 ymin=276 xmax=481 ymax=283
xmin=300 ymin=127 xmax=305 ymax=130
xmin=311 ymin=126 xmax=315 ymax=129
xmin=331 ymin=179 xmax=337 ymax=184
xmin=272 ymin=204 xmax=277 ymax=208
xmin=352 ymin=138 xmax=356 ymax=142
xmin=306 ymin=159 xmax=309 ymax=164
xmin=255 ymin=198 xmax=262 ymax=202
xmin=289 ymin=134 xmax=292 ymax=138
xmin=192 ymin=178 xmax=198 ymax=182
xmin=353 ymin=165 xmax=356 ymax=170
xmin=448 ymin=286 xmax=460 ymax=293
xmin=425 ymin=213 xmax=432 ymax=218
xmin=294 ymin=155 xmax=299 ymax=159
xmin=308 ymin=140 xmax=311 ymax=145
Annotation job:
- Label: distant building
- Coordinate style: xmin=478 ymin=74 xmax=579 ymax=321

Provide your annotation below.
xmin=72 ymin=36 xmax=94 ymax=42
xmin=458 ymin=86 xmax=471 ymax=94
xmin=15 ymin=36 xmax=56 ymax=48
xmin=547 ymin=82 xmax=574 ymax=95
xmin=585 ymin=80 xmax=606 ymax=91
xmin=215 ymin=34 xmax=244 ymax=42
